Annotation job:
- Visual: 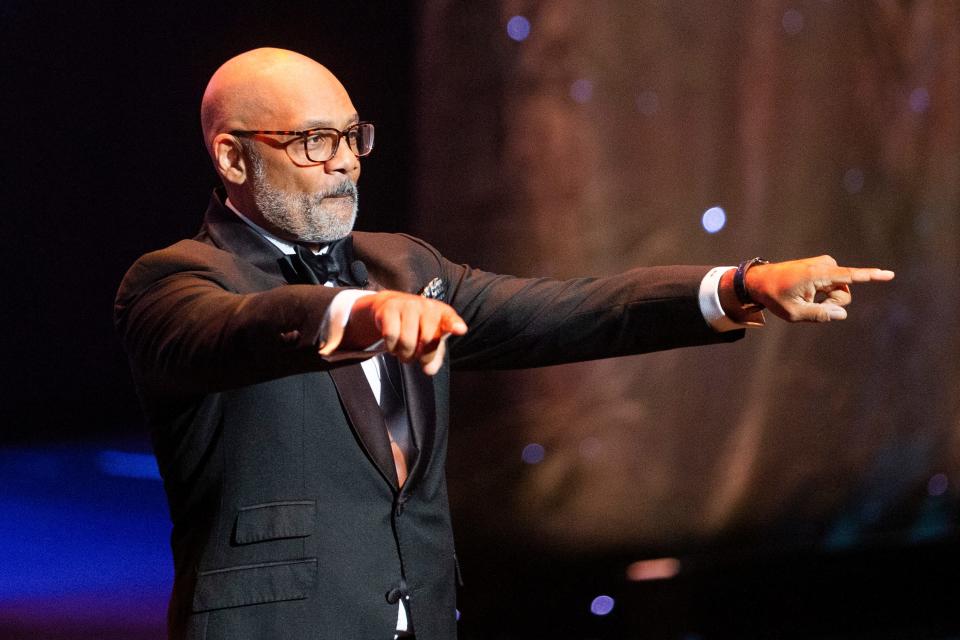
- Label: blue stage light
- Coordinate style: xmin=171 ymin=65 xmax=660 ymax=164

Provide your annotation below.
xmin=590 ymin=594 xmax=615 ymax=616
xmin=928 ymin=473 xmax=948 ymax=497
xmin=0 ymin=445 xmax=170 ymax=632
xmin=97 ymin=450 xmax=162 ymax=480
xmin=507 ymin=16 xmax=531 ymax=42
xmin=909 ymin=87 xmax=930 ymax=113
xmin=570 ymin=78 xmax=594 ymax=104
xmin=521 ymin=443 xmax=546 ymax=464
xmin=637 ymin=90 xmax=659 ymax=115
xmin=782 ymin=8 xmax=804 ymax=35
xmin=843 ymin=168 xmax=865 ymax=194
xmin=701 ymin=206 xmax=726 ymax=234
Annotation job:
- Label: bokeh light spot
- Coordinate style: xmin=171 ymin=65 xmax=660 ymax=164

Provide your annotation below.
xmin=506 ymin=15 xmax=531 ymax=42
xmin=701 ymin=206 xmax=726 ymax=234
xmin=570 ymin=78 xmax=594 ymax=104
xmin=637 ymin=90 xmax=659 ymax=115
xmin=843 ymin=168 xmax=865 ymax=194
xmin=909 ymin=87 xmax=930 ymax=113
xmin=928 ymin=473 xmax=948 ymax=497
xmin=626 ymin=557 xmax=681 ymax=581
xmin=579 ymin=436 xmax=603 ymax=459
xmin=590 ymin=595 xmax=615 ymax=616
xmin=521 ymin=443 xmax=545 ymax=464
xmin=782 ymin=8 xmax=804 ymax=35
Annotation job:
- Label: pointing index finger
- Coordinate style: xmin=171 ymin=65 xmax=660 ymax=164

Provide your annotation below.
xmin=826 ymin=267 xmax=895 ymax=284
xmin=440 ymin=310 xmax=468 ymax=335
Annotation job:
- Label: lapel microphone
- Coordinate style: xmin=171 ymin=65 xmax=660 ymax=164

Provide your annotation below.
xmin=349 ymin=260 xmax=368 ymax=287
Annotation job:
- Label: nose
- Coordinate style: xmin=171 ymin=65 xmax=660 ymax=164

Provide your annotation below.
xmin=325 ymin=134 xmax=360 ymax=177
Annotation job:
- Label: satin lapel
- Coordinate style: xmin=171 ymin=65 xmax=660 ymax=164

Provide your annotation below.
xmin=329 ymin=364 xmax=399 ymax=490
xmin=399 ymin=361 xmax=436 ymax=488
xmin=197 ymin=191 xmax=289 ymax=284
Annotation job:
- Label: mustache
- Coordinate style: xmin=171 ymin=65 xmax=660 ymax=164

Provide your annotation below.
xmin=318 ymin=180 xmax=358 ymax=199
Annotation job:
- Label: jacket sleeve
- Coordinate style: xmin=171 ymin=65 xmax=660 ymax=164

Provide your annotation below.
xmin=114 ymin=240 xmax=358 ymax=400
xmin=440 ymin=258 xmax=745 ymax=371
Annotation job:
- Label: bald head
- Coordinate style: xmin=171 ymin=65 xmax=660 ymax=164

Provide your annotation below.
xmin=200 ymin=48 xmax=354 ymax=156
xmin=199 ymin=48 xmax=363 ymax=246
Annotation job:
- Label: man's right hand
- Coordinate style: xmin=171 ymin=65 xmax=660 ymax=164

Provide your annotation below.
xmin=343 ymin=291 xmax=468 ymax=375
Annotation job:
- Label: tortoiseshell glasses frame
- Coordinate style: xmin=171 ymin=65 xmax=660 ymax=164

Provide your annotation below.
xmin=230 ymin=121 xmax=375 ymax=164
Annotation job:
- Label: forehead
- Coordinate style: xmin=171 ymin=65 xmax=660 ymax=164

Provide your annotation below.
xmin=297 ymin=114 xmax=360 ymax=132
xmin=260 ymin=70 xmax=358 ymax=130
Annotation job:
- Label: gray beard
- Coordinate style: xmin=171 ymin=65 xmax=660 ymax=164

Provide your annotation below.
xmin=248 ymin=148 xmax=358 ymax=244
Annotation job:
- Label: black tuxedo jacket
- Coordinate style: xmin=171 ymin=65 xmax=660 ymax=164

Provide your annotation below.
xmin=114 ymin=192 xmax=742 ymax=640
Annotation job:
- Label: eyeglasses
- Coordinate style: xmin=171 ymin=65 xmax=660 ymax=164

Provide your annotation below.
xmin=230 ymin=121 xmax=375 ymax=164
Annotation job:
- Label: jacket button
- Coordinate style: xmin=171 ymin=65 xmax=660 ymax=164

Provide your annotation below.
xmin=386 ymin=588 xmax=403 ymax=604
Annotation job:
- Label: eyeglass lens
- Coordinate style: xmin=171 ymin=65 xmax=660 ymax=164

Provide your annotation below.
xmin=304 ymin=123 xmax=375 ymax=162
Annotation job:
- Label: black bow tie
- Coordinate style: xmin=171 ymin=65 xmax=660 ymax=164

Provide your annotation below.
xmin=279 ymin=236 xmax=368 ymax=287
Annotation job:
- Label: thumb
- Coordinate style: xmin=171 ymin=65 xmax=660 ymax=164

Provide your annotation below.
xmin=794 ymin=300 xmax=848 ymax=322
xmin=421 ymin=335 xmax=449 ymax=376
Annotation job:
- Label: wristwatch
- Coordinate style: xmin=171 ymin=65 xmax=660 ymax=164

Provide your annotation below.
xmin=734 ymin=257 xmax=770 ymax=309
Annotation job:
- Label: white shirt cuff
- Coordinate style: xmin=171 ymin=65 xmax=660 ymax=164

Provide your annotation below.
xmin=318 ymin=289 xmax=379 ymax=355
xmin=698 ymin=266 xmax=765 ymax=332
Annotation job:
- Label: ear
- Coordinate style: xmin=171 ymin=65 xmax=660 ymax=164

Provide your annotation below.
xmin=212 ymin=133 xmax=248 ymax=185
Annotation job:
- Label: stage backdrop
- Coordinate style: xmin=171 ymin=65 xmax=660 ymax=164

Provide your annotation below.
xmin=413 ymin=0 xmax=960 ymax=555
xmin=1 ymin=2 xmax=958 ymax=638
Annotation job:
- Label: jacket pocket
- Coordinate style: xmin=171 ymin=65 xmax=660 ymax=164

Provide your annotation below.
xmin=233 ymin=500 xmax=315 ymax=545
xmin=192 ymin=558 xmax=317 ymax=612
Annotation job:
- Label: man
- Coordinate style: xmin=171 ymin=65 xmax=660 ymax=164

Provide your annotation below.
xmin=115 ymin=48 xmax=893 ymax=640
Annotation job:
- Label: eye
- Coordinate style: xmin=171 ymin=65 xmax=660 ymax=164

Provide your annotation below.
xmin=305 ymin=132 xmax=326 ymax=146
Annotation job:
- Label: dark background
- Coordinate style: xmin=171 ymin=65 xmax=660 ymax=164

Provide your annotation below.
xmin=2 ymin=1 xmax=415 ymax=442
xmin=2 ymin=2 xmax=958 ymax=638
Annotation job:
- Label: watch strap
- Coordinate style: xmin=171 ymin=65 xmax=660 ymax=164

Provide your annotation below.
xmin=734 ymin=257 xmax=771 ymax=307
